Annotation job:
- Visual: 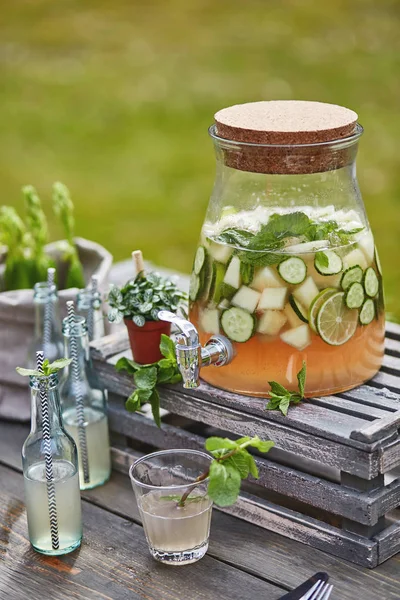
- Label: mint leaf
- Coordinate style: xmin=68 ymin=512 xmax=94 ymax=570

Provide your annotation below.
xmin=224 ymin=450 xmax=250 ymax=479
xmin=208 ymin=462 xmax=241 ymax=507
xmin=269 ymin=381 xmax=290 ymax=396
xmin=125 ymin=390 xmax=141 ymax=412
xmin=160 ymin=334 xmax=176 ymax=361
xmin=157 ymin=365 xmax=175 ymax=384
xmin=279 ymin=396 xmax=291 ymax=416
xmin=239 ymin=261 xmax=254 ymax=286
xmin=247 ymin=437 xmax=275 ymax=454
xmin=246 ymin=453 xmax=259 ymax=479
xmin=297 ymin=361 xmax=307 ymax=397
xmin=46 ymin=358 xmax=72 ymax=373
xmin=16 ymin=367 xmax=42 ymax=377
xmin=158 ymin=358 xmax=174 ymax=369
xmin=168 ymin=373 xmax=182 ymax=384
xmin=237 ymin=250 xmax=283 ymax=267
xmin=261 ymin=212 xmax=312 ymax=241
xmin=149 ymin=389 xmax=161 ymax=427
xmin=134 ymin=366 xmax=157 ymax=390
xmin=205 ymin=437 xmax=239 ymax=452
xmin=115 ymin=357 xmax=141 ymax=374
xmin=315 ymin=251 xmax=329 ymax=268
xmin=214 ymin=228 xmax=255 ymax=247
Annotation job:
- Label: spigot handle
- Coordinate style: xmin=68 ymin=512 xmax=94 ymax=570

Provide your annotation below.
xmin=158 ymin=310 xmax=199 ymax=346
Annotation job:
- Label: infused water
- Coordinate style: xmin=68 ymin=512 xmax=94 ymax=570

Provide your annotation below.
xmin=189 ymin=206 xmax=385 ymax=397
xmin=24 ymin=460 xmax=82 ymax=554
xmin=63 ymin=406 xmax=111 ymax=489
xmin=138 ymin=491 xmax=212 ymax=555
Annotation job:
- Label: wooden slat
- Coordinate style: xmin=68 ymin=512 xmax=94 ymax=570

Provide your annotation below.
xmin=106 ymin=400 xmax=400 ymax=525
xmin=309 ymin=396 xmax=392 ymax=420
xmin=4 ymin=420 xmax=400 ymax=596
xmin=351 ymin=411 xmax=400 ymax=443
xmin=0 ymin=463 xmax=284 ymax=600
xmin=383 ymin=353 xmax=400 ymax=373
xmin=370 ymin=370 xmax=400 ymax=391
xmin=385 ymin=337 xmax=400 ymax=356
xmin=340 ymin=385 xmax=400 ymax=411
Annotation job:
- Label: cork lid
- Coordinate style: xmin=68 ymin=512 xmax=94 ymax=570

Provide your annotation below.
xmin=214 ymin=101 xmax=358 ymax=145
xmin=212 ymin=100 xmax=360 ymax=174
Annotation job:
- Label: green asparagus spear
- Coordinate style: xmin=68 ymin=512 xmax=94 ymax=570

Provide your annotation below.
xmin=52 ymin=182 xmax=85 ymax=288
xmin=0 ymin=206 xmax=31 ymax=290
xmin=23 ymin=185 xmax=54 ymax=284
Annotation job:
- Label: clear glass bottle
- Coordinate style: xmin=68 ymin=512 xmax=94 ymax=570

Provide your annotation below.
xmin=189 ymin=103 xmax=385 ymax=397
xmin=27 ymin=282 xmax=64 ymax=367
xmin=59 ymin=314 xmax=111 ymax=490
xmin=76 ymin=288 xmax=105 ymax=342
xmin=22 ymin=372 xmax=82 ymax=555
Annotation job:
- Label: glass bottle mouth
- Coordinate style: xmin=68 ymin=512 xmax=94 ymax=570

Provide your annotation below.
xmin=29 ymin=372 xmax=59 ymax=389
xmin=33 ymin=282 xmax=58 ymax=301
xmin=62 ymin=314 xmax=88 ymax=337
xmin=77 ymin=289 xmax=102 ymax=310
xmin=208 ymin=122 xmax=363 ymax=151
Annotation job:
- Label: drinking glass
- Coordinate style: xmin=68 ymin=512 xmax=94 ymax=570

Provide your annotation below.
xmin=129 ymin=449 xmax=213 ymax=565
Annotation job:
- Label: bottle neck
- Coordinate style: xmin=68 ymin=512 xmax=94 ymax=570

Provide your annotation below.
xmin=34 ymin=296 xmax=62 ymax=337
xmin=63 ymin=332 xmax=91 ymax=379
xmin=30 ymin=375 xmax=64 ymax=434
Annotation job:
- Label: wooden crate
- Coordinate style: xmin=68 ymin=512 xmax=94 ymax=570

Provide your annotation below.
xmin=91 ymin=321 xmax=400 ymax=569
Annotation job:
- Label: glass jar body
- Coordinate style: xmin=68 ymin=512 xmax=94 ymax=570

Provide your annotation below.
xmin=189 ymin=128 xmax=385 ymax=397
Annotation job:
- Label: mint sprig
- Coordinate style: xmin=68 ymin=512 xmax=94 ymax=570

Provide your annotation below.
xmin=16 ymin=357 xmax=72 ymax=377
xmin=214 ymin=212 xmax=364 ymax=267
xmin=115 ymin=334 xmax=181 ymax=427
xmin=266 ymin=361 xmax=307 ymax=416
xmin=179 ymin=435 xmax=274 ymax=508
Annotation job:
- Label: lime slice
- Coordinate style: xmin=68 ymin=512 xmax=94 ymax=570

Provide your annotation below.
xmin=308 ymin=288 xmax=337 ymax=333
xmin=316 ymin=291 xmax=358 ymax=345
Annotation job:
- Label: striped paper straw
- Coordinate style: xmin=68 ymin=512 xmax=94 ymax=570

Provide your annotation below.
xmin=43 ymin=267 xmax=56 ymax=359
xmin=66 ymin=301 xmax=90 ymax=485
xmin=36 ymin=351 xmax=59 ymax=550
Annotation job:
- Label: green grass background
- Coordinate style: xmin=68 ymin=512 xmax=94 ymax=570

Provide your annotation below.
xmin=0 ymin=0 xmax=399 ymax=318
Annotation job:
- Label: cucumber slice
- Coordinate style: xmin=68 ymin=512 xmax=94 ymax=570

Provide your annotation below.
xmin=257 ymin=310 xmax=287 ymax=336
xmin=293 ymin=276 xmax=319 ymax=310
xmin=223 ymin=255 xmax=241 ymax=289
xmin=341 ymin=265 xmax=363 ymax=291
xmin=375 ymin=246 xmax=382 ymax=276
xmin=308 ymin=288 xmax=336 ymax=333
xmin=345 ymin=282 xmax=365 ymax=309
xmin=251 ymin=266 xmax=282 ymax=291
xmin=278 ymin=257 xmax=307 ymax=284
xmin=364 ymin=267 xmax=379 ymax=298
xmin=209 ymin=262 xmax=226 ymax=304
xmin=231 ymin=286 xmax=261 ymax=313
xmin=193 ymin=246 xmax=207 ymax=275
xmin=314 ymin=250 xmax=342 ymax=276
xmin=258 ymin=287 xmax=288 ymax=311
xmin=280 ymin=324 xmax=311 ymax=350
xmin=359 ymin=298 xmax=375 ymax=325
xmin=240 ymin=261 xmax=254 ymax=286
xmin=220 ymin=307 xmax=255 ymax=342
xmin=200 ymin=308 xmax=220 ymax=335
xmin=189 ymin=272 xmax=201 ymax=301
xmin=289 ymin=295 xmax=308 ymax=323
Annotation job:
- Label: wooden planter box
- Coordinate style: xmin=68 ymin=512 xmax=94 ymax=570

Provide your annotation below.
xmin=91 ymin=321 xmax=400 ymax=569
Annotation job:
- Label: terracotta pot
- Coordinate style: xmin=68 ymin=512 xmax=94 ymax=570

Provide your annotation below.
xmin=124 ymin=319 xmax=171 ymax=364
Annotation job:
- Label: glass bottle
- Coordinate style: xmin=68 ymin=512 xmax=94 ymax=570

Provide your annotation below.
xmin=59 ymin=311 xmax=111 ymax=490
xmin=76 ymin=288 xmax=105 ymax=342
xmin=189 ymin=102 xmax=385 ymax=397
xmin=22 ymin=372 xmax=82 ymax=555
xmin=27 ymin=281 xmax=64 ymax=367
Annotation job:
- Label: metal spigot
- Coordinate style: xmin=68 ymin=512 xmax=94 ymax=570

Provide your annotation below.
xmin=158 ymin=311 xmax=235 ymax=389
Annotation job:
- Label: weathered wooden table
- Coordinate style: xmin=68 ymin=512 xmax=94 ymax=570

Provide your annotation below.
xmin=1 ymin=262 xmax=400 ymax=599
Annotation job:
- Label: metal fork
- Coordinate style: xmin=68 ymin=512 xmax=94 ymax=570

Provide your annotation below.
xmin=301 ymin=579 xmax=333 ymax=600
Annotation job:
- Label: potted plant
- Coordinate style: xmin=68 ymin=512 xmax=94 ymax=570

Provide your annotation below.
xmin=107 ymin=252 xmax=187 ymax=364
xmin=0 ymin=182 xmax=112 ymax=421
